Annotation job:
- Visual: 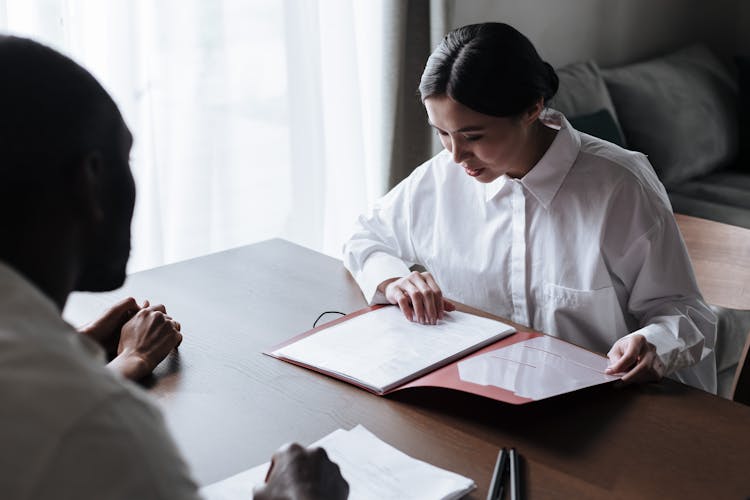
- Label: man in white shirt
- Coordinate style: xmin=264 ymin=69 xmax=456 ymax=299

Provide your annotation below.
xmin=0 ymin=36 xmax=348 ymax=500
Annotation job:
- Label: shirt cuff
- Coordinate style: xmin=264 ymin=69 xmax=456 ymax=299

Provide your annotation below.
xmin=357 ymin=252 xmax=411 ymax=305
xmin=625 ymin=323 xmax=685 ymax=374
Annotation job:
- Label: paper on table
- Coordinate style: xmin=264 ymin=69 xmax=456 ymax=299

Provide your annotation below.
xmin=199 ymin=463 xmax=268 ymax=500
xmin=272 ymin=306 xmax=515 ymax=393
xmin=200 ymin=425 xmax=475 ymax=500
xmin=457 ymin=336 xmax=620 ymax=400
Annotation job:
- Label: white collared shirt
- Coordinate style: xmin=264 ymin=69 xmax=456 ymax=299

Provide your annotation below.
xmin=0 ymin=262 xmax=202 ymax=500
xmin=343 ymin=110 xmax=717 ymax=393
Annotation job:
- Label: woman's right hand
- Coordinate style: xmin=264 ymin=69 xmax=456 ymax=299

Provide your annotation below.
xmin=381 ymin=271 xmax=456 ymax=325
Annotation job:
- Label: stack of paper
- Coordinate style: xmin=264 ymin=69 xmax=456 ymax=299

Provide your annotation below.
xmin=200 ymin=425 xmax=475 ymax=500
xmin=271 ymin=307 xmax=515 ymax=394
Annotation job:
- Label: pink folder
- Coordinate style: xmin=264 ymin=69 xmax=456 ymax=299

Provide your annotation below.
xmin=266 ymin=305 xmax=620 ymax=405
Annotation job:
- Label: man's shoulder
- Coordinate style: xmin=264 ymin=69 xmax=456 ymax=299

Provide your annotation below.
xmin=0 ymin=327 xmax=197 ymax=500
xmin=0 ymin=275 xmax=162 ymax=443
xmin=0 ymin=325 xmax=160 ymax=444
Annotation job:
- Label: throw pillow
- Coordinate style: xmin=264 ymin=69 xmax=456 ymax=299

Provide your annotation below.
xmin=550 ymin=60 xmax=626 ymax=146
xmin=736 ymin=55 xmax=750 ymax=170
xmin=568 ymin=109 xmax=625 ymax=147
xmin=602 ymin=44 xmax=738 ymax=187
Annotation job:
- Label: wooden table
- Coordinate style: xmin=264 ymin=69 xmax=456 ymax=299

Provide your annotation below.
xmin=64 ymin=239 xmax=750 ymax=499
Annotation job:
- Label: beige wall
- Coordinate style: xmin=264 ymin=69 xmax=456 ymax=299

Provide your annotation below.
xmin=447 ymin=0 xmax=740 ymax=68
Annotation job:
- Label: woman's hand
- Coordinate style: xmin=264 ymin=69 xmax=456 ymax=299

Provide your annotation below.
xmin=605 ymin=334 xmax=665 ymax=384
xmin=380 ymin=271 xmax=456 ymax=325
xmin=108 ymin=304 xmax=183 ymax=381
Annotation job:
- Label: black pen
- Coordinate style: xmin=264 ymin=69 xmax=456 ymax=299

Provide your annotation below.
xmin=487 ymin=447 xmax=508 ymax=500
xmin=509 ymin=447 xmax=521 ymax=500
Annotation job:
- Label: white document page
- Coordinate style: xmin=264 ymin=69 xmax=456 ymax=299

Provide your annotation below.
xmin=200 ymin=425 xmax=475 ymax=500
xmin=273 ymin=307 xmax=515 ymax=393
xmin=457 ymin=336 xmax=621 ymax=400
xmin=199 ymin=463 xmax=268 ymax=500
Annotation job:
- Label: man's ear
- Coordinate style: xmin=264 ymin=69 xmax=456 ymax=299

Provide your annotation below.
xmin=70 ymin=151 xmax=105 ymax=224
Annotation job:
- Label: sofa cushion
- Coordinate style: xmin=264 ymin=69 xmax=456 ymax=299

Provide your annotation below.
xmin=668 ymin=169 xmax=750 ymax=230
xmin=602 ymin=44 xmax=738 ymax=187
xmin=691 ymin=169 xmax=750 ymax=190
xmin=669 ymin=194 xmax=750 ymax=230
xmin=669 ymin=171 xmax=750 ymax=210
xmin=550 ymin=61 xmax=625 ymax=145
xmin=568 ymin=109 xmax=625 ymax=147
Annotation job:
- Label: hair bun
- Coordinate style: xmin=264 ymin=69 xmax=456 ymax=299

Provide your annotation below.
xmin=543 ymin=61 xmax=559 ymax=103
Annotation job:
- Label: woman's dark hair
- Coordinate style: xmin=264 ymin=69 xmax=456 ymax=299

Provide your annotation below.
xmin=419 ymin=23 xmax=559 ymax=117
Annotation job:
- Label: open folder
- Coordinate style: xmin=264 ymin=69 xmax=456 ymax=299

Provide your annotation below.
xmin=266 ymin=305 xmax=621 ymax=404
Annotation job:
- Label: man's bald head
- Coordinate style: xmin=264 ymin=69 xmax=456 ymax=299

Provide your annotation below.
xmin=0 ymin=36 xmax=136 ymax=298
xmin=0 ymin=36 xmax=121 ymax=199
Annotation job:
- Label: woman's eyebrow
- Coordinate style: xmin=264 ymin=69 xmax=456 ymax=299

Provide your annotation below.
xmin=427 ymin=122 xmax=484 ymax=133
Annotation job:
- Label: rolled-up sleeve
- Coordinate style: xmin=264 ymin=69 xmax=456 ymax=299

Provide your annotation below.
xmin=606 ymin=183 xmax=717 ymax=391
xmin=343 ymin=168 xmax=424 ymax=304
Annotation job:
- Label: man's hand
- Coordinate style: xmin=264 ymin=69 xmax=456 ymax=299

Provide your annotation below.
xmin=254 ymin=444 xmax=349 ymax=500
xmin=606 ymin=334 xmax=665 ymax=384
xmin=79 ymin=297 xmax=142 ymax=357
xmin=381 ymin=271 xmax=456 ymax=325
xmin=108 ymin=304 xmax=183 ymax=381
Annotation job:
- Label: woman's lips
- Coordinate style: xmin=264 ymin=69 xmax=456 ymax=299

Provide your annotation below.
xmin=464 ymin=165 xmax=483 ymax=177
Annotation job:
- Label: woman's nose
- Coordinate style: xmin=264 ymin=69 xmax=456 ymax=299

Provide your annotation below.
xmin=452 ymin=139 xmax=466 ymax=164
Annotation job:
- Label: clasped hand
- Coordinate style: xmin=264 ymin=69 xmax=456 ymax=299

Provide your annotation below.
xmin=79 ymin=297 xmax=183 ymax=381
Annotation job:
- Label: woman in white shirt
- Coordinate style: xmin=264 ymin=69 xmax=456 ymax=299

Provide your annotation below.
xmin=343 ymin=22 xmax=717 ymax=392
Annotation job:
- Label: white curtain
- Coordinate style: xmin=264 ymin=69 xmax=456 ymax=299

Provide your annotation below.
xmin=0 ymin=0 xmax=389 ymax=271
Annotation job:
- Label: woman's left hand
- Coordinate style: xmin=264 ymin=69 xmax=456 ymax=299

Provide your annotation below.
xmin=605 ymin=334 xmax=665 ymax=384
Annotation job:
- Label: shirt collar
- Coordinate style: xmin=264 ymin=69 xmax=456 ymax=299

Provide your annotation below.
xmin=0 ymin=260 xmax=103 ymax=360
xmin=0 ymin=260 xmax=62 ymax=319
xmin=484 ymin=109 xmax=581 ymax=207
xmin=483 ymin=174 xmax=508 ymax=202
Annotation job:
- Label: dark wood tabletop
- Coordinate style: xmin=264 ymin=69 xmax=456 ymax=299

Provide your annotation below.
xmin=64 ymin=238 xmax=750 ymax=499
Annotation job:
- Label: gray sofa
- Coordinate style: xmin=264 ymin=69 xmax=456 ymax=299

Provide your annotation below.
xmin=552 ymin=44 xmax=749 ymax=230
xmin=551 ymin=46 xmax=750 ymax=397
